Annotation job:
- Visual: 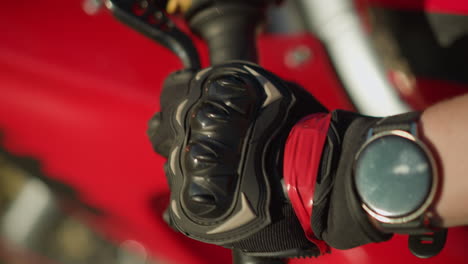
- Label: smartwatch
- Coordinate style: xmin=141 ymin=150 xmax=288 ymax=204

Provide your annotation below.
xmin=353 ymin=112 xmax=447 ymax=258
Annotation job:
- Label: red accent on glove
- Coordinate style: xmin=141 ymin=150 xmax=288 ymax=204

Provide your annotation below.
xmin=283 ymin=113 xmax=332 ymax=255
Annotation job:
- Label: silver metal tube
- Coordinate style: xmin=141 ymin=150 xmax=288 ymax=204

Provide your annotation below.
xmin=297 ymin=0 xmax=411 ymax=116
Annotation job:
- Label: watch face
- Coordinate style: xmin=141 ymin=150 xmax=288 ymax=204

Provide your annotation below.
xmin=354 ymin=133 xmax=433 ymax=218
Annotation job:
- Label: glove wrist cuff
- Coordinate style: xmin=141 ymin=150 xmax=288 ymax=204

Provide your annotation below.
xmin=283 ymin=112 xmax=332 ymax=255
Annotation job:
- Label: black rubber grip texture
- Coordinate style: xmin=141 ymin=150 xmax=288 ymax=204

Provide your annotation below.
xmin=165 ymin=62 xmax=296 ymax=245
xmin=188 ymin=3 xmax=262 ymax=64
xmin=232 ymin=249 xmax=285 ymax=264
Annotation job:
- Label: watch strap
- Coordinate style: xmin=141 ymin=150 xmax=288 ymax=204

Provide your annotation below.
xmin=408 ymin=229 xmax=448 ymax=258
xmin=371 ymin=111 xmax=421 ymax=135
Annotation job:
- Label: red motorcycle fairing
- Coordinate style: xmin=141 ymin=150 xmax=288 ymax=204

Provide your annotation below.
xmin=0 ymin=0 xmax=467 ymax=263
xmin=366 ymin=0 xmax=468 ymax=15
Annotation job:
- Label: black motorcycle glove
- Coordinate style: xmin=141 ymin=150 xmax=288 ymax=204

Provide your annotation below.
xmin=147 ymin=61 xmax=394 ymax=256
xmin=147 ymin=62 xmax=327 ymax=258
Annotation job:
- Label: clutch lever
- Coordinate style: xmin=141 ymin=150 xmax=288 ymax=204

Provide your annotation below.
xmin=105 ymin=0 xmax=201 ymax=69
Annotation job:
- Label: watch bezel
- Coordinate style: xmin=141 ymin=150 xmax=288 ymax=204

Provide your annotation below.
xmin=353 ymin=129 xmax=438 ymax=224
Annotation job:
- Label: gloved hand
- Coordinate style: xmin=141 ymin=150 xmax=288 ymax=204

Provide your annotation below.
xmin=147 ymin=62 xmax=390 ymax=257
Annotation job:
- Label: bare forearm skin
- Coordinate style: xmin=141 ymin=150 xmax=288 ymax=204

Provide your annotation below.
xmin=420 ymin=93 xmax=468 ymax=227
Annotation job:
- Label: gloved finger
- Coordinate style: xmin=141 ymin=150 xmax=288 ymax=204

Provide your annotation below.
xmin=148 ymin=112 xmax=172 ymax=157
xmin=160 ymin=69 xmax=196 ymax=110
xmin=148 ymin=70 xmax=196 ymax=157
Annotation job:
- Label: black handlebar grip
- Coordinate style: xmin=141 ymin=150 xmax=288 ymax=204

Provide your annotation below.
xmin=233 ymin=250 xmax=285 ymax=264
xmin=188 ymin=3 xmax=263 ymax=64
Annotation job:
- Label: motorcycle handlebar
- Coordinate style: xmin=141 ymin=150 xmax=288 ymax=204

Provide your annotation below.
xmin=187 ymin=3 xmax=263 ymax=65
